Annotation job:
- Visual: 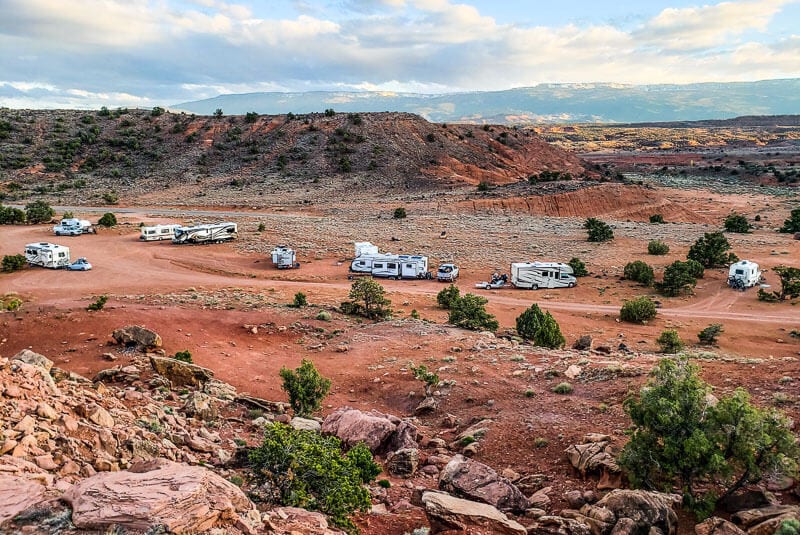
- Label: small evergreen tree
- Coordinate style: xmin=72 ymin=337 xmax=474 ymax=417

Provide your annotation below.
xmin=584 ymin=217 xmax=614 ymax=242
xmin=340 ymin=278 xmax=391 ymax=320
xmin=2 ymin=254 xmax=26 ymax=272
xmin=0 ymin=205 xmax=26 ymax=224
xmin=393 ymin=207 xmax=407 ymax=219
xmin=515 ymin=304 xmax=565 ymax=349
xmin=98 ymin=212 xmax=117 ymax=227
xmin=779 ymin=208 xmax=800 ymax=233
xmin=723 ymin=213 xmax=751 ymax=233
xmin=649 ymin=214 xmax=665 ymax=224
xmin=620 ymin=296 xmax=657 ymax=324
xmin=436 ymin=284 xmax=460 ymax=309
xmin=647 ymin=240 xmax=670 ymax=255
xmin=279 ymin=359 xmax=331 ymax=418
xmin=173 ymin=350 xmax=192 ymax=363
xmin=623 ymin=260 xmax=655 ymax=286
xmin=657 ymin=260 xmax=698 ymax=296
xmin=24 ymin=200 xmax=54 ymax=224
xmin=448 ymin=294 xmax=499 ymax=331
xmin=687 ymin=232 xmax=737 ymax=268
xmin=656 ymin=329 xmax=684 ymax=353
xmin=292 ymin=292 xmax=307 ymax=307
xmin=698 ymin=324 xmax=723 ymax=346
xmin=568 ymin=257 xmax=589 ymax=277
xmin=773 ymin=266 xmax=800 ymax=300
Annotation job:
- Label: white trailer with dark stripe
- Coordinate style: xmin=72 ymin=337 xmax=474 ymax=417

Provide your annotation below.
xmin=172 ymin=222 xmax=238 ymax=244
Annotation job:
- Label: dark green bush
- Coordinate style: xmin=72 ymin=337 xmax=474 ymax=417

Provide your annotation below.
xmin=568 ymin=257 xmax=589 ymax=277
xmin=649 ymin=214 xmax=665 ymax=224
xmin=515 ymin=304 xmax=565 ymax=349
xmin=173 ymin=350 xmax=192 ymax=363
xmin=657 ymin=260 xmax=699 ymax=296
xmin=292 ymin=292 xmax=307 ymax=308
xmin=477 ymin=181 xmax=490 ymax=192
xmin=280 ymin=359 xmax=331 ymax=418
xmin=2 ymin=254 xmax=26 ymax=273
xmin=102 ymin=191 xmax=119 ymax=205
xmin=723 ymin=213 xmax=751 ymax=233
xmin=779 ymin=208 xmax=800 ymax=233
xmin=24 ymin=200 xmax=54 ymax=224
xmin=647 ymin=240 xmax=670 ymax=255
xmin=698 ymin=324 xmax=723 ymax=346
xmin=86 ymin=295 xmax=108 ymax=311
xmin=436 ymin=284 xmax=460 ymax=309
xmin=584 ymin=217 xmax=614 ymax=242
xmin=0 ymin=205 xmax=26 ymax=224
xmin=248 ymin=423 xmax=378 ymax=532
xmin=340 ymin=279 xmax=391 ymax=320
xmin=393 ymin=207 xmax=406 ymax=219
xmin=447 ymin=293 xmax=499 ymax=331
xmin=687 ymin=232 xmax=737 ymax=268
xmin=623 ymin=261 xmax=655 ymax=286
xmin=620 ymin=296 xmax=657 ymax=324
xmin=98 ymin=212 xmax=117 ymax=227
xmin=656 ymin=329 xmax=684 ymax=353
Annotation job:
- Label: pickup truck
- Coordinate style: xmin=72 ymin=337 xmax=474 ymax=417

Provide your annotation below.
xmin=436 ymin=264 xmax=459 ymax=282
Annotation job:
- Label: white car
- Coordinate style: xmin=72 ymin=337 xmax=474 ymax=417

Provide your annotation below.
xmin=66 ymin=257 xmax=92 ymax=271
xmin=437 ymin=263 xmax=459 ymax=282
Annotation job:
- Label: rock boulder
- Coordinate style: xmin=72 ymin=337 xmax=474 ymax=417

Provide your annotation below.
xmin=421 ymin=491 xmax=527 ymax=535
xmin=439 ymin=454 xmax=529 ymax=513
xmin=321 ymin=407 xmax=418 ymax=454
xmin=112 ymin=325 xmax=162 ymax=350
xmin=150 ymin=355 xmax=214 ymax=387
xmin=12 ymin=349 xmax=53 ymax=372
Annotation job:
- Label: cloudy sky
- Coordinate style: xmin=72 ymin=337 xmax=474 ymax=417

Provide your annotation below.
xmin=1 ymin=0 xmax=798 ymax=109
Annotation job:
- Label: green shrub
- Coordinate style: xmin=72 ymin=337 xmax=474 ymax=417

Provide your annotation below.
xmin=393 ymin=207 xmax=407 ymax=219
xmin=2 ymin=254 xmax=26 ymax=273
xmin=620 ymin=296 xmax=657 ymax=324
xmin=150 ymin=106 xmax=165 ymax=117
xmin=552 ymin=382 xmax=573 ymax=394
xmin=687 ymin=232 xmax=737 ymax=268
xmin=657 ymin=261 xmax=699 ymax=297
xmin=279 ymin=359 xmax=331 ymax=418
xmin=0 ymin=205 xmax=26 ymax=224
xmin=248 ymin=423 xmax=378 ymax=532
xmin=647 ymin=240 xmax=670 ymax=255
xmin=25 ymin=200 xmax=54 ymax=224
xmin=4 ymin=297 xmax=22 ymax=311
xmin=649 ymin=214 xmax=665 ymax=224
xmin=410 ymin=363 xmax=439 ymax=393
xmin=410 ymin=309 xmax=420 ymax=319
xmin=436 ymin=284 xmax=460 ymax=309
xmin=685 ymin=259 xmax=705 ymax=279
xmin=584 ymin=217 xmax=614 ymax=242
xmin=698 ymin=324 xmax=723 ymax=346
xmin=102 ymin=191 xmax=119 ymax=204
xmin=62 ymin=211 xmax=74 ymax=219
xmin=173 ymin=350 xmax=192 ymax=363
xmin=292 ymin=292 xmax=307 ymax=308
xmin=98 ymin=212 xmax=117 ymax=227
xmin=568 ymin=257 xmax=589 ymax=277
xmin=619 ymin=358 xmax=798 ymax=518
xmin=779 ymin=208 xmax=800 ymax=233
xmin=340 ymin=278 xmax=391 ymax=320
xmin=623 ymin=261 xmax=655 ymax=286
xmin=477 ymin=181 xmax=490 ymax=192
xmin=772 ymin=266 xmax=800 ymax=301
xmin=724 ymin=213 xmax=751 ymax=233
xmin=776 ymin=519 xmax=800 ymax=535
xmin=656 ymin=329 xmax=684 ymax=354
xmin=316 ymin=310 xmax=332 ymax=321
xmin=257 ymin=223 xmax=266 ymax=232
xmin=377 ymin=479 xmax=391 ymax=489
xmin=245 ymin=111 xmax=259 ymax=123
xmin=447 ymin=293 xmax=499 ymax=332
xmin=515 ymin=304 xmax=565 ymax=349
xmin=86 ymin=295 xmax=108 ymax=311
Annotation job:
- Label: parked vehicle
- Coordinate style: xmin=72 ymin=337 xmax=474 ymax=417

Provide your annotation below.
xmin=511 ymin=262 xmax=576 ymax=289
xmin=372 ymin=255 xmax=431 ymax=279
xmin=728 ymin=260 xmax=762 ymax=290
xmin=140 ymin=224 xmax=181 ymax=241
xmin=271 ymin=245 xmax=300 ymax=269
xmin=475 ymin=273 xmax=508 ymax=289
xmin=172 ymin=222 xmax=238 ymax=244
xmin=437 ymin=263 xmax=459 ymax=282
xmin=24 ymin=243 xmax=71 ymax=269
xmin=66 ymin=257 xmax=92 ymax=271
xmin=53 ymin=218 xmax=94 ymax=236
xmin=350 ymin=253 xmax=396 ymax=274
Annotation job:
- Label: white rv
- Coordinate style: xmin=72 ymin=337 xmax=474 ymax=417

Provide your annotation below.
xmin=352 ymin=253 xmax=397 ymax=274
xmin=511 ymin=262 xmax=577 ymax=290
xmin=728 ymin=260 xmax=762 ymax=289
xmin=172 ymin=222 xmax=238 ymax=244
xmin=372 ymin=255 xmax=431 ymax=280
xmin=271 ymin=245 xmax=299 ymax=269
xmin=354 ymin=241 xmax=379 ymax=257
xmin=53 ymin=218 xmax=94 ymax=236
xmin=140 ymin=224 xmax=181 ymax=241
xmin=25 ymin=243 xmax=71 ymax=269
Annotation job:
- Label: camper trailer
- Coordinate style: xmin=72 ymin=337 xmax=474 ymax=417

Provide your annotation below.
xmin=140 ymin=224 xmax=181 ymax=241
xmin=728 ymin=260 xmax=762 ymax=290
xmin=351 ymin=253 xmax=396 ymax=274
xmin=511 ymin=262 xmax=577 ymax=290
xmin=53 ymin=218 xmax=94 ymax=236
xmin=25 ymin=243 xmax=71 ymax=269
xmin=372 ymin=255 xmax=431 ymax=279
xmin=271 ymin=245 xmax=299 ymax=269
xmin=172 ymin=222 xmax=238 ymax=244
xmin=354 ymin=241 xmax=379 ymax=257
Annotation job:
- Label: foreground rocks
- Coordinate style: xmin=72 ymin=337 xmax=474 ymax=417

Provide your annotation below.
xmin=420 ymin=490 xmax=527 ymax=534
xmin=322 ymin=406 xmax=418 ymax=454
xmin=439 ymin=454 xmax=529 ymax=513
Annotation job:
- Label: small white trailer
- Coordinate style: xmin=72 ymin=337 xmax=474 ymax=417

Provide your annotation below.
xmin=53 ymin=218 xmax=94 ymax=236
xmin=372 ymin=254 xmax=432 ymax=279
xmin=140 ymin=224 xmax=181 ymax=241
xmin=354 ymin=241 xmax=379 ymax=257
xmin=511 ymin=262 xmax=577 ymax=290
xmin=25 ymin=242 xmax=71 ymax=269
xmin=172 ymin=222 xmax=238 ymax=244
xmin=271 ymin=245 xmax=299 ymax=269
xmin=728 ymin=260 xmax=762 ymax=290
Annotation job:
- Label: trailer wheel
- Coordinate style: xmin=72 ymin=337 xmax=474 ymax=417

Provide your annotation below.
xmin=568 ymin=282 xmax=575 ymax=288
xmin=531 ymin=284 xmax=539 ymax=290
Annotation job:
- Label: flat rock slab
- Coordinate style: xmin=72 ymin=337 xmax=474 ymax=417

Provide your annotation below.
xmin=421 ymin=491 xmax=527 ymax=535
xmin=0 ymin=475 xmax=47 ymax=523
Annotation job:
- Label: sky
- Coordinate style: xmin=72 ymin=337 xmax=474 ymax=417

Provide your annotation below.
xmin=0 ymin=0 xmax=799 ymax=109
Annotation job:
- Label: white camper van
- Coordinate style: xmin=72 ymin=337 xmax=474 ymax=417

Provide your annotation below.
xmin=271 ymin=245 xmax=299 ymax=269
xmin=25 ymin=243 xmax=71 ymax=269
xmin=728 ymin=260 xmax=762 ymax=289
xmin=53 ymin=218 xmax=94 ymax=236
xmin=511 ymin=262 xmax=577 ymax=289
xmin=172 ymin=222 xmax=238 ymax=244
xmin=372 ymin=255 xmax=431 ymax=279
xmin=140 ymin=224 xmax=181 ymax=241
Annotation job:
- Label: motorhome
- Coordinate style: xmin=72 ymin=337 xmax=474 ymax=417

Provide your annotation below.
xmin=511 ymin=262 xmax=577 ymax=289
xmin=271 ymin=245 xmax=299 ymax=269
xmin=372 ymin=255 xmax=431 ymax=279
xmin=351 ymin=253 xmax=396 ymax=274
xmin=354 ymin=241 xmax=379 ymax=257
xmin=728 ymin=260 xmax=762 ymax=289
xmin=53 ymin=218 xmax=94 ymax=236
xmin=140 ymin=224 xmax=181 ymax=241
xmin=25 ymin=243 xmax=71 ymax=269
xmin=172 ymin=222 xmax=238 ymax=244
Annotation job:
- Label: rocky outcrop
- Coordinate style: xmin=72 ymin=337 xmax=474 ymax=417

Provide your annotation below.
xmin=264 ymin=506 xmax=345 ymax=535
xmin=112 ymin=325 xmax=163 ymax=349
xmin=0 ymin=474 xmax=47 ymax=523
xmin=562 ymin=489 xmax=681 ymax=535
xmin=386 ymin=448 xmax=419 ymax=477
xmin=439 ymin=454 xmax=529 ymax=513
xmin=321 ymin=407 xmax=418 ymax=454
xmin=150 ymin=355 xmax=214 ymax=387
xmin=63 ymin=459 xmax=258 ymax=533
xmin=12 ymin=349 xmax=54 ymax=372
xmin=420 ymin=491 xmax=527 ymax=535
xmin=732 ymin=505 xmax=800 ymax=535
xmin=565 ymin=434 xmax=622 ymax=489
xmin=695 ymin=517 xmax=747 ymax=535
xmin=182 ymin=392 xmax=218 ymax=421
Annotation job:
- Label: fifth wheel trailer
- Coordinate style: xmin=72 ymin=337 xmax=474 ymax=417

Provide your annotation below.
xmin=25 ymin=243 xmax=71 ymax=268
xmin=511 ymin=262 xmax=577 ymax=289
xmin=172 ymin=222 xmax=238 ymax=244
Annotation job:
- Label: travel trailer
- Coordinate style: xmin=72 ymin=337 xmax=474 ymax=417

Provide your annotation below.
xmin=271 ymin=245 xmax=299 ymax=269
xmin=354 ymin=241 xmax=379 ymax=257
xmin=351 ymin=253 xmax=396 ymax=274
xmin=728 ymin=260 xmax=762 ymax=290
xmin=53 ymin=218 xmax=94 ymax=236
xmin=25 ymin=243 xmax=71 ymax=269
xmin=372 ymin=255 xmax=432 ymax=279
xmin=140 ymin=224 xmax=181 ymax=241
xmin=511 ymin=262 xmax=577 ymax=289
xmin=172 ymin=222 xmax=238 ymax=244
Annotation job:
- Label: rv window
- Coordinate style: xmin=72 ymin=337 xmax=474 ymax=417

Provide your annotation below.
xmin=561 ymin=273 xmax=569 ymax=279
xmin=374 ymin=263 xmax=384 ymax=268
xmin=735 ymin=269 xmax=744 ymax=275
xmin=387 ymin=263 xmax=397 ymax=269
xmin=58 ymin=252 xmax=65 ymax=258
xmin=406 ymin=264 xmax=413 ymax=268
